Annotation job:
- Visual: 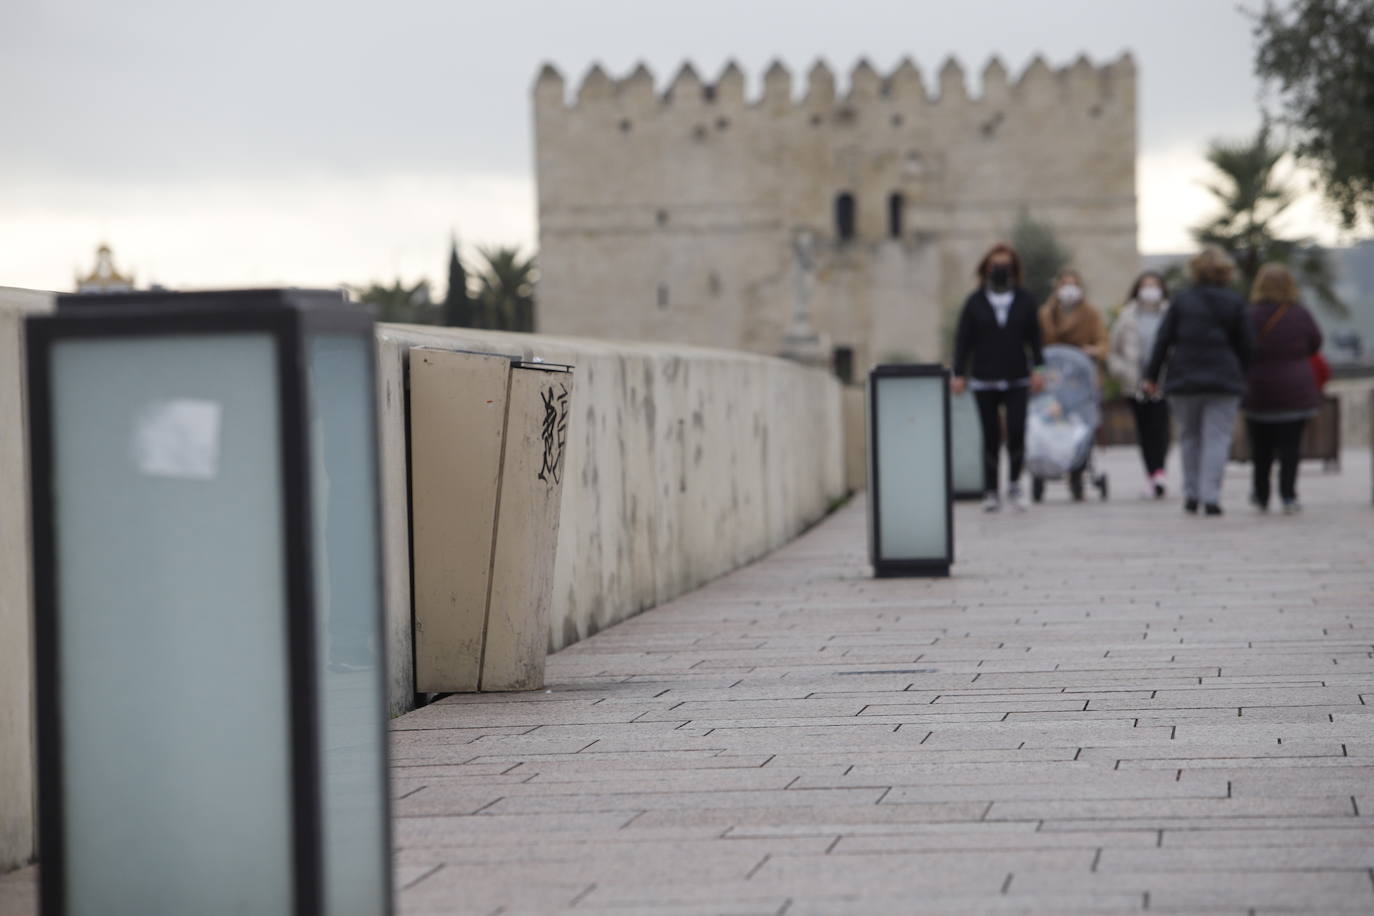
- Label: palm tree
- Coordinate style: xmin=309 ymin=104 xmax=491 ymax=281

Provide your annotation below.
xmin=352 ymin=278 xmax=438 ymax=324
xmin=475 ymin=246 xmax=537 ymax=332
xmin=1192 ymin=126 xmax=1346 ymax=316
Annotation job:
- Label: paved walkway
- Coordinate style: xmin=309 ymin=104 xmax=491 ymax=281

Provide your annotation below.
xmin=387 ymin=448 xmax=1374 ymax=915
xmin=3 ymin=448 xmax=1372 ymax=915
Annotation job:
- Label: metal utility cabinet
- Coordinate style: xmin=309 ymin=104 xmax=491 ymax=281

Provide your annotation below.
xmin=409 ymin=349 xmax=572 ymax=693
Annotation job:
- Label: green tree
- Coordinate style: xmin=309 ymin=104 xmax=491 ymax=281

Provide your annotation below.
xmin=441 ymin=237 xmax=472 ymax=327
xmin=1192 ymin=125 xmax=1347 ymax=315
xmin=1010 ymin=209 xmax=1072 ymax=305
xmin=352 ymin=278 xmax=438 ymax=324
xmin=1252 ymin=0 xmax=1374 ymax=228
xmin=475 ymin=246 xmax=537 ymax=332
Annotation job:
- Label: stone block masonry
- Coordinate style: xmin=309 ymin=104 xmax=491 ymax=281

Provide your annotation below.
xmin=534 ymin=55 xmax=1139 ymax=373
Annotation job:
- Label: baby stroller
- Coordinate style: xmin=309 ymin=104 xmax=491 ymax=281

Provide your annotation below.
xmin=1026 ymin=344 xmax=1109 ymax=502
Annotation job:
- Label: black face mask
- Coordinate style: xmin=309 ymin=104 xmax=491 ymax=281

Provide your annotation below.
xmin=987 ymin=266 xmax=1011 ymax=291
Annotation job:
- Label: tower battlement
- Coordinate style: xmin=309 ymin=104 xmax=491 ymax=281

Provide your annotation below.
xmin=534 ymin=54 xmax=1135 ymax=114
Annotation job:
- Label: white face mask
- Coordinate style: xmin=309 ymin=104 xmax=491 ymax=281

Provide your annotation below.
xmin=1138 ymin=285 xmax=1163 ymax=305
xmin=1057 ymin=283 xmax=1083 ymax=307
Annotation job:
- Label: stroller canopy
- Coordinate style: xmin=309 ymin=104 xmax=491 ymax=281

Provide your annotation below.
xmin=1039 ymin=344 xmax=1101 ymax=430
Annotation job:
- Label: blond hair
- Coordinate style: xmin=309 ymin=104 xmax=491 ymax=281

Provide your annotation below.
xmin=1250 ymin=262 xmax=1300 ymax=306
xmin=1188 ymin=245 xmax=1236 ymax=287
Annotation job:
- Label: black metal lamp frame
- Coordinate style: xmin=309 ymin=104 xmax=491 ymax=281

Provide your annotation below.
xmin=26 ymin=288 xmax=393 ymax=916
xmin=867 ymin=363 xmax=954 ymax=578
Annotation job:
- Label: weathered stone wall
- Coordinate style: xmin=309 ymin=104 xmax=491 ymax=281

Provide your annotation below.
xmin=0 ymin=288 xmax=52 ymax=873
xmin=534 ymin=55 xmax=1139 ymax=371
xmin=376 ymin=325 xmax=846 ymax=713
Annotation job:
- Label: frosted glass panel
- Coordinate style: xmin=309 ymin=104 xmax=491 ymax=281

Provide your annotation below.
xmin=50 ymin=334 xmax=293 ymax=916
xmin=875 ymin=376 xmax=949 ymax=559
xmin=950 ymin=391 xmax=984 ymax=495
xmin=309 ymin=334 xmax=388 ymax=915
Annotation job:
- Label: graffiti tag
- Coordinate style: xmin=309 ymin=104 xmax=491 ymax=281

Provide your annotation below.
xmin=538 ymin=383 xmax=570 ymax=485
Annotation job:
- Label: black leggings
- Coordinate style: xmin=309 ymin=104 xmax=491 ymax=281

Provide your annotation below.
xmin=1246 ymin=419 xmax=1306 ymax=506
xmin=1129 ymin=398 xmax=1171 ymax=476
xmin=974 ymin=388 xmax=1028 ymax=494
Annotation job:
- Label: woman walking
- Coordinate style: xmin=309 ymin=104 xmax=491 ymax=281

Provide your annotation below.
xmin=951 ymin=243 xmax=1045 ymax=512
xmin=1243 ymin=263 xmax=1324 ymax=513
xmin=1143 ymin=246 xmax=1254 ymax=516
xmin=1039 ymin=268 xmax=1110 ymax=370
xmin=1108 ymin=272 xmax=1172 ymax=498
xmin=1039 ymin=268 xmax=1110 ymax=500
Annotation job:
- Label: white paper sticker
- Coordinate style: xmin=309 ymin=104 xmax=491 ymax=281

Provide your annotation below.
xmin=130 ymin=398 xmax=223 ymax=480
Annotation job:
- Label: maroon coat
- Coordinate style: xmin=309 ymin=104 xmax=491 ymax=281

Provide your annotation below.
xmin=1242 ymin=300 xmax=1324 ymax=414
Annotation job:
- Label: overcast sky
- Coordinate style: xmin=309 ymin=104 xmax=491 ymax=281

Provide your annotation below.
xmin=1 ymin=0 xmax=1354 ymax=294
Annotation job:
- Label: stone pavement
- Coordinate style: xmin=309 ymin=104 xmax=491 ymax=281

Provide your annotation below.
xmin=389 ymin=448 xmax=1374 ymax=916
xmin=2 ymin=448 xmax=1372 ymax=916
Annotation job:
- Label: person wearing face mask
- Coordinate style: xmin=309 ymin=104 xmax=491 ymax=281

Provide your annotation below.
xmin=1108 ymin=271 xmax=1172 ymax=498
xmin=1038 ymin=268 xmax=1109 ymax=499
xmin=952 ymin=243 xmax=1046 ymax=513
xmin=1039 ymin=269 xmax=1109 ymax=372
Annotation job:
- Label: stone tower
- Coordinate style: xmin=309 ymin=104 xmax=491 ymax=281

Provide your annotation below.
xmin=533 ymin=55 xmax=1138 ymax=372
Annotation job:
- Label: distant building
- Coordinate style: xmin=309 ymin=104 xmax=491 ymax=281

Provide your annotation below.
xmin=76 ymin=244 xmax=135 ymax=294
xmin=532 ymin=55 xmax=1139 ymax=372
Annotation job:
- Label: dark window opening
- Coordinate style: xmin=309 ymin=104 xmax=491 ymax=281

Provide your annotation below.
xmin=619 ymin=119 xmax=632 ymax=133
xmin=832 ymin=346 xmax=856 ymax=385
xmin=835 ymin=192 xmax=857 ymax=241
xmin=887 ymin=192 xmax=905 ymax=239
xmin=657 ymin=284 xmax=669 ymax=308
xmin=656 ymin=209 xmax=669 ymax=227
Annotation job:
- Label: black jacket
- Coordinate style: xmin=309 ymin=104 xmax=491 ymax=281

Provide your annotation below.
xmin=1145 ymin=284 xmax=1254 ymax=396
xmin=952 ymin=288 xmax=1044 ymax=382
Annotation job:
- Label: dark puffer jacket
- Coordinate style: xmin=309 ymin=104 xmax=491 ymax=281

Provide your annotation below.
xmin=1242 ymin=300 xmax=1323 ymax=414
xmin=1145 ymin=284 xmax=1254 ymax=396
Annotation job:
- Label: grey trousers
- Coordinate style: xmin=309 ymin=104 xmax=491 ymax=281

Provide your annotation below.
xmin=1170 ymin=394 xmax=1239 ymax=506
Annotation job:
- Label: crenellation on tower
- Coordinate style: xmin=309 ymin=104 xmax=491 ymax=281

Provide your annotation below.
xmin=1064 ymin=54 xmax=1104 ymax=100
xmin=540 ymin=54 xmax=1134 ymax=114
xmin=804 ymin=61 xmax=836 ymax=108
xmin=886 ymin=58 xmax=926 ymax=103
xmin=715 ymin=61 xmax=747 ymax=107
xmin=533 ymin=63 xmax=566 ymax=110
xmin=665 ymin=63 xmax=706 ymax=105
xmin=937 ymin=58 xmax=968 ymax=103
xmin=575 ymin=64 xmax=613 ymax=106
xmin=1016 ymin=55 xmax=1055 ymax=95
xmin=981 ymin=57 xmax=1010 ymax=105
xmin=847 ymin=59 xmax=881 ymax=102
xmin=760 ymin=60 xmax=792 ymax=110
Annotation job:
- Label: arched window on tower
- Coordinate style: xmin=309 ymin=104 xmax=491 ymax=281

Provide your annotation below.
xmin=887 ymin=192 xmax=905 ymax=239
xmin=834 ymin=192 xmax=856 ymax=241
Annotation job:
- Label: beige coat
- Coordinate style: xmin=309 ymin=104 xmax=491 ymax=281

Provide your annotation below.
xmin=1039 ymin=298 xmax=1108 ymax=362
xmin=1107 ymin=298 xmax=1170 ymax=392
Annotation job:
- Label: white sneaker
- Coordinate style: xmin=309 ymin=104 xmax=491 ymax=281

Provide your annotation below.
xmin=1007 ymin=483 xmax=1027 ymax=512
xmin=981 ymin=492 xmax=1001 ymax=513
